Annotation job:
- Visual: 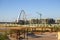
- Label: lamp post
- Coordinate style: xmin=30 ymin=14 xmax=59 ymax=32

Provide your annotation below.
xmin=37 ymin=12 xmax=42 ymax=24
xmin=39 ymin=13 xmax=42 ymax=24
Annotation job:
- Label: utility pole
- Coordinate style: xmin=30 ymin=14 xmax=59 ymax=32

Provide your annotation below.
xmin=37 ymin=12 xmax=42 ymax=24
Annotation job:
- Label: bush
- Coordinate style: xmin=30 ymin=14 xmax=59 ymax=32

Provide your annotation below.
xmin=0 ymin=33 xmax=9 ymax=40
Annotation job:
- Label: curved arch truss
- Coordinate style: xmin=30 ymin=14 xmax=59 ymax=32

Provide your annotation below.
xmin=17 ymin=10 xmax=27 ymax=24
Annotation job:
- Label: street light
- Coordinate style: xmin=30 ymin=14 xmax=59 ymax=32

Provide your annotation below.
xmin=37 ymin=12 xmax=42 ymax=24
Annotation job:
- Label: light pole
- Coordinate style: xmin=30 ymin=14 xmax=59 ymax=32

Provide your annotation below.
xmin=37 ymin=12 xmax=42 ymax=24
xmin=39 ymin=13 xmax=42 ymax=24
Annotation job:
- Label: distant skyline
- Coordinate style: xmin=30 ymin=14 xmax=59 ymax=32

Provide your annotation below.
xmin=0 ymin=0 xmax=60 ymax=22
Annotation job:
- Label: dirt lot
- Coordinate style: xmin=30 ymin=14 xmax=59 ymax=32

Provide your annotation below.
xmin=22 ymin=32 xmax=58 ymax=40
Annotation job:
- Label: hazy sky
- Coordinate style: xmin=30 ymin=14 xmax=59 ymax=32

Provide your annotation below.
xmin=0 ymin=0 xmax=60 ymax=22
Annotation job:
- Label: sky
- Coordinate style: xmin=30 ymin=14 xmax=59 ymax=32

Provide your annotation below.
xmin=0 ymin=0 xmax=60 ymax=22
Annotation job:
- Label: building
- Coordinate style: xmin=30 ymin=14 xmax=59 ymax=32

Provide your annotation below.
xmin=56 ymin=19 xmax=60 ymax=24
xmin=30 ymin=18 xmax=55 ymax=24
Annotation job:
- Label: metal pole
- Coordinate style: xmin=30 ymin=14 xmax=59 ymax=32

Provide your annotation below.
xmin=37 ymin=12 xmax=42 ymax=26
xmin=40 ymin=13 xmax=42 ymax=24
xmin=24 ymin=29 xmax=25 ymax=39
xmin=27 ymin=28 xmax=28 ymax=40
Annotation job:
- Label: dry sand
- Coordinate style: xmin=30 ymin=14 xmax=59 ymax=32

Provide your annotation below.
xmin=22 ymin=32 xmax=58 ymax=40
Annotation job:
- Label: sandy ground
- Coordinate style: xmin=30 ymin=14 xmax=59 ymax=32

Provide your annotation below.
xmin=21 ymin=32 xmax=58 ymax=40
xmin=8 ymin=32 xmax=58 ymax=40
